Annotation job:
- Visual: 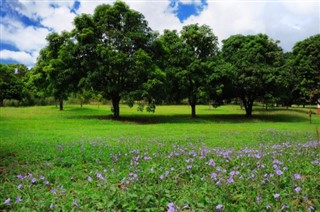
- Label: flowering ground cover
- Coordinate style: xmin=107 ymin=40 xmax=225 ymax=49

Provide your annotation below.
xmin=0 ymin=105 xmax=319 ymax=211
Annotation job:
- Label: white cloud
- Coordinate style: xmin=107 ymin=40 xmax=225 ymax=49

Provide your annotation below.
xmin=11 ymin=0 xmax=76 ymax=32
xmin=41 ymin=6 xmax=76 ymax=32
xmin=77 ymin=1 xmax=104 ymax=15
xmin=179 ymin=0 xmax=203 ymax=5
xmin=1 ymin=0 xmax=319 ymax=67
xmin=1 ymin=17 xmax=49 ymax=52
xmin=0 ymin=49 xmax=37 ymax=66
xmin=127 ymin=1 xmax=183 ymax=33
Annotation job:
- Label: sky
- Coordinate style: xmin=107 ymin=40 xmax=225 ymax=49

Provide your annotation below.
xmin=0 ymin=0 xmax=319 ymax=67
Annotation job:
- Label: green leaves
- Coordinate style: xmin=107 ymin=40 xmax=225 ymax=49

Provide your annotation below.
xmin=292 ymin=34 xmax=320 ymax=104
xmin=221 ymin=34 xmax=284 ymax=115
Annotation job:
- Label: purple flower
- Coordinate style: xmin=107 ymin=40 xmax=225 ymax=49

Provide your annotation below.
xmin=4 ymin=198 xmax=10 ymax=205
xmin=17 ymin=175 xmax=23 ymax=180
xmin=150 ymin=167 xmax=154 ymax=172
xmin=227 ymin=177 xmax=234 ymax=184
xmin=274 ymin=193 xmax=280 ymax=199
xmin=160 ymin=175 xmax=164 ymax=180
xmin=50 ymin=203 xmax=54 ymax=209
xmin=31 ymin=178 xmax=37 ymax=183
xmin=275 ymin=170 xmax=283 ymax=176
xmin=216 ymin=204 xmax=223 ymax=211
xmin=308 ymin=206 xmax=315 ymax=211
xmin=96 ymin=173 xmax=105 ymax=181
xmin=168 ymin=202 xmax=175 ymax=212
xmin=295 ymin=187 xmax=301 ymax=193
xmin=211 ymin=173 xmax=217 ymax=180
xmin=165 ymin=171 xmax=169 ymax=176
xmin=16 ymin=197 xmax=22 ymax=203
xmin=44 ymin=180 xmax=49 ymax=185
xmin=207 ymin=159 xmax=216 ymax=167
xmin=51 ymin=189 xmax=57 ymax=194
xmin=87 ymin=176 xmax=92 ymax=182
xmin=294 ymin=173 xmax=301 ymax=180
xmin=266 ymin=204 xmax=271 ymax=209
xmin=40 ymin=175 xmax=45 ymax=180
xmin=17 ymin=184 xmax=23 ymax=189
xmin=186 ymin=165 xmax=192 ymax=169
xmin=256 ymin=196 xmax=261 ymax=202
xmin=72 ymin=200 xmax=78 ymax=207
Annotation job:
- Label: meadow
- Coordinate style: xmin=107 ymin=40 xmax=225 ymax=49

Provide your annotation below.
xmin=0 ymin=104 xmax=319 ymax=211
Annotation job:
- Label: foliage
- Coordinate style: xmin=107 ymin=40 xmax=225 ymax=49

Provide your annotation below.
xmin=221 ymin=34 xmax=284 ymax=116
xmin=158 ymin=24 xmax=219 ymax=117
xmin=292 ymin=34 xmax=320 ymax=104
xmin=0 ymin=64 xmax=25 ymax=106
xmin=73 ymin=1 xmax=156 ymax=119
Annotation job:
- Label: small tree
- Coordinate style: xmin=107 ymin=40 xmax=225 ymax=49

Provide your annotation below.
xmin=0 ymin=64 xmax=25 ymax=106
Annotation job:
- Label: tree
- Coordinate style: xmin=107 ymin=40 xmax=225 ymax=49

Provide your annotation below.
xmin=292 ymin=34 xmax=320 ymax=105
xmin=276 ymin=52 xmax=300 ymax=108
xmin=157 ymin=30 xmax=186 ymax=104
xmin=35 ymin=31 xmax=76 ymax=110
xmin=74 ymin=1 xmax=155 ymax=118
xmin=221 ymin=34 xmax=284 ymax=116
xmin=159 ymin=25 xmax=219 ymax=117
xmin=0 ymin=64 xmax=25 ymax=106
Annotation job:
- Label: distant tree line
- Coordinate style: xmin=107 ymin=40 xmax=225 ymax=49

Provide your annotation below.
xmin=1 ymin=1 xmax=319 ymax=118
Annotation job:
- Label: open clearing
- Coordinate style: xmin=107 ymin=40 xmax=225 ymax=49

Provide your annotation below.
xmin=0 ymin=105 xmax=319 ymax=211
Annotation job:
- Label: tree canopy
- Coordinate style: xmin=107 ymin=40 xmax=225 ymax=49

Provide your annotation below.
xmin=221 ymin=34 xmax=284 ymax=116
xmin=1 ymin=1 xmax=319 ymax=118
xmin=292 ymin=34 xmax=320 ymax=104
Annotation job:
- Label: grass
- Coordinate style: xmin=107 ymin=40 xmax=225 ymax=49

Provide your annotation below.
xmin=0 ymin=104 xmax=319 ymax=211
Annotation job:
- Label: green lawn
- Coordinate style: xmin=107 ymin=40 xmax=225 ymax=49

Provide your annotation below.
xmin=1 ymin=104 xmax=319 ymax=147
xmin=0 ymin=105 xmax=319 ymax=211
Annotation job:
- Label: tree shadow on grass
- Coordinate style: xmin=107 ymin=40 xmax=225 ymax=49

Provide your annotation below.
xmin=76 ymin=113 xmax=309 ymax=124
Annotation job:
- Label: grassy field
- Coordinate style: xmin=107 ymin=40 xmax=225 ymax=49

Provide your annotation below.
xmin=0 ymin=104 xmax=319 ymax=211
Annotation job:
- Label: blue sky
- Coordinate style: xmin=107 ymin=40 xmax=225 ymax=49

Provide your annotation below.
xmin=1 ymin=0 xmax=319 ymax=67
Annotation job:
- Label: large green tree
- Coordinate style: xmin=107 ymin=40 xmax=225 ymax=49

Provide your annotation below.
xmin=221 ymin=34 xmax=284 ymax=116
xmin=157 ymin=30 xmax=186 ymax=104
xmin=159 ymin=25 xmax=219 ymax=117
xmin=74 ymin=1 xmax=155 ymax=118
xmin=292 ymin=34 xmax=320 ymax=104
xmin=181 ymin=24 xmax=219 ymax=117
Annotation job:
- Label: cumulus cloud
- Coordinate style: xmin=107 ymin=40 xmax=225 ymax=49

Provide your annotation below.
xmin=1 ymin=17 xmax=49 ymax=52
xmin=0 ymin=50 xmax=37 ymax=66
xmin=1 ymin=0 xmax=319 ymax=67
xmin=175 ymin=1 xmax=319 ymax=51
xmin=6 ymin=0 xmax=76 ymax=32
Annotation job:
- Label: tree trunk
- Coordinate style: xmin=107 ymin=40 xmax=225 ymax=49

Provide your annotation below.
xmin=59 ymin=99 xmax=63 ymax=111
xmin=191 ymin=103 xmax=196 ymax=118
xmin=241 ymin=97 xmax=253 ymax=116
xmin=112 ymin=95 xmax=120 ymax=119
xmin=245 ymin=105 xmax=252 ymax=116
